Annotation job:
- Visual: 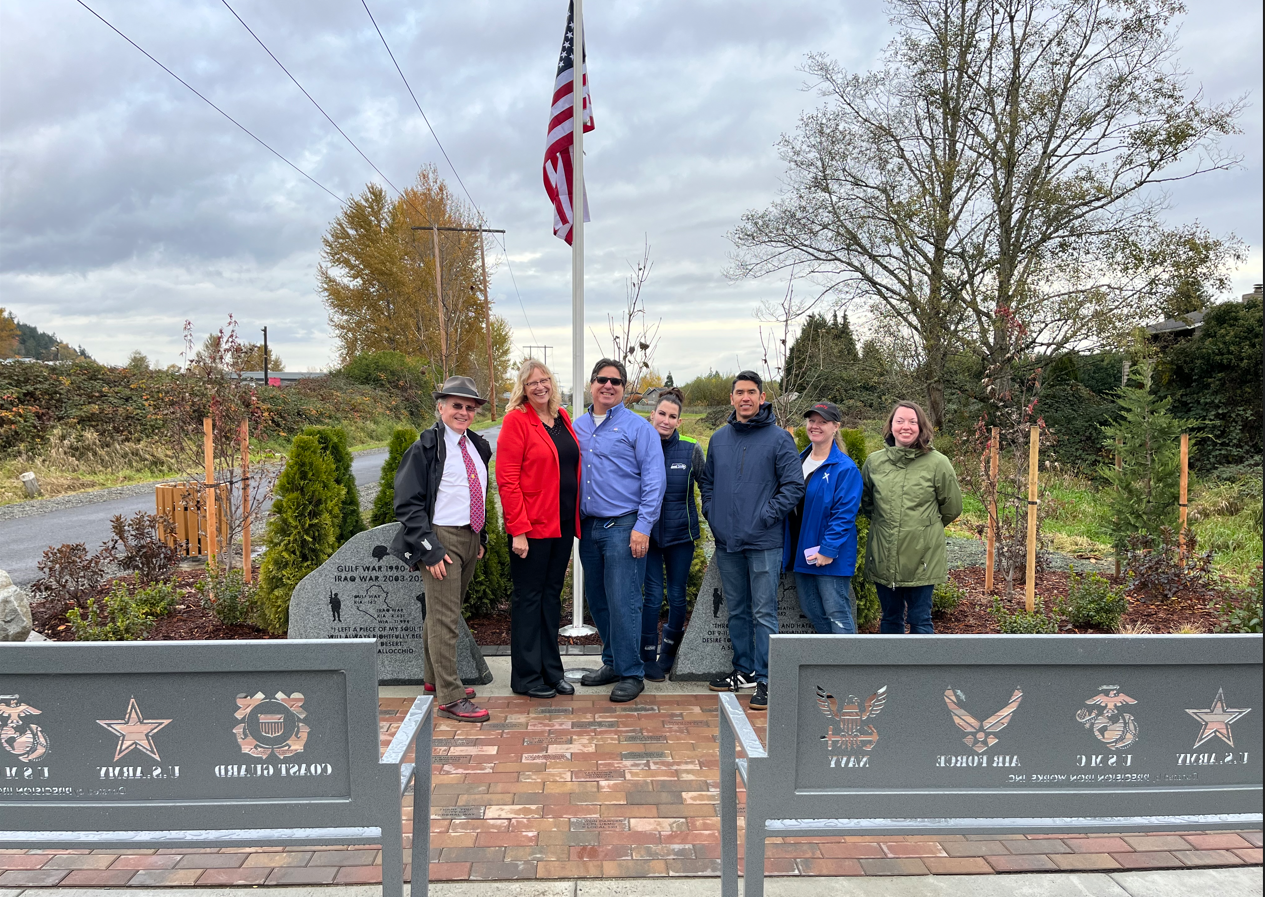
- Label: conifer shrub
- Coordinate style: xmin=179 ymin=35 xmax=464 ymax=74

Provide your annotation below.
xmin=840 ymin=428 xmax=879 ymax=629
xmin=462 ymin=481 xmax=512 ymax=618
xmin=258 ymin=435 xmax=343 ymax=632
xmin=300 ymin=425 xmax=364 ymax=544
xmin=370 ymin=426 xmax=418 ymax=527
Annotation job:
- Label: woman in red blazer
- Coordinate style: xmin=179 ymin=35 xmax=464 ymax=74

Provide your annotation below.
xmin=495 ymin=359 xmax=582 ymax=698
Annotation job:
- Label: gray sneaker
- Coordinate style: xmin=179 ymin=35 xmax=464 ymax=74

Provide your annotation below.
xmin=708 ymin=670 xmax=757 ymax=692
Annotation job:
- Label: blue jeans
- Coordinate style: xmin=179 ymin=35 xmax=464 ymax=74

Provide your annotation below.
xmin=579 ymin=516 xmax=647 ymax=678
xmin=642 ymin=540 xmax=694 ymax=640
xmin=876 ymin=583 xmax=935 ymax=634
xmin=795 ymin=573 xmax=855 ymax=634
xmin=713 ymin=546 xmax=781 ymax=684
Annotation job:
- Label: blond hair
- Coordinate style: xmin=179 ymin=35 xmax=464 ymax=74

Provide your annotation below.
xmin=508 ymin=358 xmax=562 ymax=417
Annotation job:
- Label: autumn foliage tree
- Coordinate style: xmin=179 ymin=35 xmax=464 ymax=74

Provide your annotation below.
xmin=0 ymin=309 xmax=18 ymax=359
xmin=318 ymin=165 xmax=512 ymax=400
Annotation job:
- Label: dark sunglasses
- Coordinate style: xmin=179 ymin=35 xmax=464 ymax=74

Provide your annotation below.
xmin=447 ymin=401 xmax=481 ymax=412
xmin=593 ymin=376 xmax=624 ymax=386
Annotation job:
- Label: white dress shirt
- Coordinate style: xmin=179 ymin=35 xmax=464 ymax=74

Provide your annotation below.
xmin=432 ymin=424 xmax=489 ymax=527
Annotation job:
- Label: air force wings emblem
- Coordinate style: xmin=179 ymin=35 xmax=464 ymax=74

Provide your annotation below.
xmin=817 ymin=684 xmax=887 ymax=752
xmin=944 ymin=687 xmax=1023 ymax=753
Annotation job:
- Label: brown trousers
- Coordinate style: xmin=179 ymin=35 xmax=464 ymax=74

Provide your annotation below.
xmin=420 ymin=525 xmax=481 ymax=706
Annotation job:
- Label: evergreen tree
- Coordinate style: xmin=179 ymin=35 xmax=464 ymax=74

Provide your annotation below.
xmin=370 ymin=426 xmax=418 ymax=527
xmin=664 ymin=371 xmax=675 ymax=388
xmin=1100 ymin=362 xmax=1195 ymax=551
xmin=300 ymin=425 xmax=364 ymax=545
xmin=258 ymin=436 xmax=343 ymax=632
xmin=462 ymin=481 xmax=512 ymax=618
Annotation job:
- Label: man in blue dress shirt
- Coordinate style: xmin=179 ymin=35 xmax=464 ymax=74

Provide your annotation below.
xmin=573 ymin=358 xmax=666 ymax=703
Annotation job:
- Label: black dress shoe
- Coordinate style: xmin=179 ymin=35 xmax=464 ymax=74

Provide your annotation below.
xmin=609 ymin=677 xmax=645 ymax=703
xmin=513 ymin=686 xmax=557 ymax=699
xmin=552 ymin=678 xmax=576 ymax=695
xmin=580 ymin=664 xmax=619 ymax=687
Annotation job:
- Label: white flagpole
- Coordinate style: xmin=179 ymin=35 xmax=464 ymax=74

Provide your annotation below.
xmin=562 ymin=0 xmax=595 ymax=638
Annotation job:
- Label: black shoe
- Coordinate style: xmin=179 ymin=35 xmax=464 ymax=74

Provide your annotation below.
xmin=552 ymin=678 xmax=576 ymax=695
xmin=749 ymin=681 xmax=768 ymax=711
xmin=708 ymin=670 xmax=757 ymax=692
xmin=641 ymin=642 xmax=666 ymax=682
xmin=514 ymin=686 xmax=557 ymax=699
xmin=580 ymin=664 xmax=619 ymax=687
xmin=610 ymin=677 xmax=645 ymax=703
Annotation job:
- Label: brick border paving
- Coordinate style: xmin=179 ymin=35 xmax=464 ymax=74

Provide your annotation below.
xmin=4 ymin=696 xmax=1260 ymax=885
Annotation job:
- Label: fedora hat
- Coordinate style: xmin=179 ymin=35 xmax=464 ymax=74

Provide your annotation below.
xmin=433 ymin=375 xmax=488 ymax=405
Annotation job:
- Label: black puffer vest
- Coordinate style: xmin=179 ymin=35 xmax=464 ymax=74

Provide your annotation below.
xmin=651 ymin=430 xmax=701 ymax=548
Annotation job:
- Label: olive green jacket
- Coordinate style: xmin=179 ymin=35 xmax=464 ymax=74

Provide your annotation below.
xmin=860 ymin=443 xmax=963 ymax=587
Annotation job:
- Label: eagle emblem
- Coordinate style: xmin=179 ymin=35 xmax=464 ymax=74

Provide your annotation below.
xmin=817 ymin=684 xmax=887 ymax=751
xmin=1076 ymin=686 xmax=1139 ymax=750
xmin=943 ymin=687 xmax=1023 ymax=753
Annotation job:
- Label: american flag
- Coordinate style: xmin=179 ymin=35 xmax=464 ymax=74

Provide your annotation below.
xmin=543 ymin=0 xmax=593 ymax=245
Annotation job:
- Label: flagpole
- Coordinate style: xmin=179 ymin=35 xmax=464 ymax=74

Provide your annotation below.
xmin=562 ymin=0 xmax=596 ymax=639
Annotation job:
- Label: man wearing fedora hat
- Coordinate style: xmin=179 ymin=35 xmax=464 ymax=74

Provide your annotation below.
xmin=391 ymin=375 xmax=494 ymax=723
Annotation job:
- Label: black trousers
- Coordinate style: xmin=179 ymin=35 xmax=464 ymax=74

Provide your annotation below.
xmin=508 ymin=525 xmax=572 ymax=692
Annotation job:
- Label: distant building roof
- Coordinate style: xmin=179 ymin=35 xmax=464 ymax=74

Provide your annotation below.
xmin=237 ymin=370 xmax=327 ymax=385
xmin=1145 ymin=311 xmax=1205 ymax=335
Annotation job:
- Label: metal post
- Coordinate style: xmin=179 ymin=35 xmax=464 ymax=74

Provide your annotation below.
xmin=719 ymin=698 xmax=739 ymax=897
xmin=261 ymin=326 xmax=268 ymax=386
xmin=562 ymin=0 xmax=595 ymax=639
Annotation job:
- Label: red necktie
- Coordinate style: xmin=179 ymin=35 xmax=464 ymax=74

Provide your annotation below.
xmin=458 ymin=436 xmax=485 ymax=531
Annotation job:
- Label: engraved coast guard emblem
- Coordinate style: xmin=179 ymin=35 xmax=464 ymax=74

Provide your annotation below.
xmin=817 ymin=685 xmax=887 ymax=751
xmin=1076 ymin=685 xmax=1139 ymax=750
xmin=943 ymin=687 xmax=1023 ymax=753
xmin=233 ymin=692 xmax=310 ymax=759
xmin=0 ymin=695 xmax=49 ymax=762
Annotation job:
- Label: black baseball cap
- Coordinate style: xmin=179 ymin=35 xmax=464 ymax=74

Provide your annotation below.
xmin=804 ymin=401 xmax=842 ymax=423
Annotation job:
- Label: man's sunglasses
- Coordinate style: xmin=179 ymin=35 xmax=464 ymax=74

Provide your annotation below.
xmin=447 ymin=401 xmax=481 ymax=412
xmin=593 ymin=376 xmax=624 ymax=386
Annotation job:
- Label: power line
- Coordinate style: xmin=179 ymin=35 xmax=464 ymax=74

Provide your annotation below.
xmin=72 ymin=0 xmax=346 ymax=209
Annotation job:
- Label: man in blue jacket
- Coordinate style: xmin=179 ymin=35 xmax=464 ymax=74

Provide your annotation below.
xmin=699 ymin=371 xmax=805 ymax=710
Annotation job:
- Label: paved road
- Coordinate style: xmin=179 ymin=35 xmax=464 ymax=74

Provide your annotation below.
xmin=0 ymin=424 xmax=500 ymax=589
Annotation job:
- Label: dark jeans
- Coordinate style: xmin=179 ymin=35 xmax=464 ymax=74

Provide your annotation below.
xmin=794 ymin=573 xmax=855 ymax=634
xmin=875 ymin=583 xmax=935 ymax=634
xmin=642 ymin=540 xmax=694 ymax=640
xmin=578 ymin=516 xmax=647 ymax=678
xmin=712 ymin=546 xmax=781 ymax=683
xmin=507 ymin=525 xmax=571 ymax=692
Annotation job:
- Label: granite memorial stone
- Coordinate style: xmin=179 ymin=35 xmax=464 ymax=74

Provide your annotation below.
xmin=670 ymin=558 xmax=817 ymax=680
xmin=0 ymin=569 xmax=33 ymax=642
xmin=289 ymin=524 xmax=492 ymax=685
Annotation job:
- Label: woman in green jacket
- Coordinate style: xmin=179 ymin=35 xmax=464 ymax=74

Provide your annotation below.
xmin=860 ymin=401 xmax=962 ymax=633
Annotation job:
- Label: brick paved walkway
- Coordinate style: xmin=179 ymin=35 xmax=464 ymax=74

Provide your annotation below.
xmin=3 ymin=695 xmax=1260 ymax=887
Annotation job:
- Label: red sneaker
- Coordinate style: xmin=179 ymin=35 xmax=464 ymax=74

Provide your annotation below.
xmin=424 ymin=682 xmax=476 ymax=698
xmin=438 ymin=699 xmax=490 ymax=723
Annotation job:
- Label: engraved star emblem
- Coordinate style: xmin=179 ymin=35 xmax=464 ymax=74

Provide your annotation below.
xmin=97 ymin=697 xmax=172 ymax=761
xmin=1185 ymin=688 xmax=1250 ymax=749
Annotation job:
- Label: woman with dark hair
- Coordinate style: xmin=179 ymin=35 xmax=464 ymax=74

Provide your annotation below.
xmin=495 ymin=359 xmax=581 ymax=698
xmin=859 ymin=401 xmax=962 ymax=634
xmin=640 ymin=387 xmax=704 ymax=680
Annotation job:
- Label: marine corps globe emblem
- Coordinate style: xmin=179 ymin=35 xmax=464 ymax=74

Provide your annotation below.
xmin=1076 ymin=685 xmax=1139 ymax=750
xmin=0 ymin=695 xmax=49 ymax=762
xmin=817 ymin=685 xmax=887 ymax=751
xmin=233 ymin=692 xmax=310 ymax=759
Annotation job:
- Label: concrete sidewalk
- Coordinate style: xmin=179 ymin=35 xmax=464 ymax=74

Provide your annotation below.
xmin=3 ymin=867 xmax=1259 ymax=896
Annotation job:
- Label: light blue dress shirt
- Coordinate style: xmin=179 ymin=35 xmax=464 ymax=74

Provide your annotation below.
xmin=572 ymin=402 xmax=666 ymax=534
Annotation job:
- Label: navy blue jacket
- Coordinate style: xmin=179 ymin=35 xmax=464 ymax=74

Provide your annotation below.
xmin=699 ymin=403 xmax=805 ymax=552
xmin=782 ymin=443 xmax=863 ymax=576
xmin=651 ymin=430 xmax=705 ymax=548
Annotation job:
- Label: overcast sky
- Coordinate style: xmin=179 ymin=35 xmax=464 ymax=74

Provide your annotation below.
xmin=1 ymin=0 xmax=1260 ymax=389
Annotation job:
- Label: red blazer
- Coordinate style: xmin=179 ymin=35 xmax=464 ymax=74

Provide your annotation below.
xmin=495 ymin=405 xmax=582 ymax=539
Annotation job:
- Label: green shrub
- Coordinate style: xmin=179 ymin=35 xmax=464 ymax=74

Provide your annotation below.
xmin=991 ymin=597 xmax=1059 ymax=634
xmin=1063 ymin=569 xmax=1127 ymax=631
xmin=130 ymin=577 xmax=178 ymax=618
xmin=300 ymin=425 xmax=364 ymax=545
xmin=67 ymin=581 xmax=155 ymax=641
xmin=370 ymin=426 xmax=418 ymax=527
xmin=1216 ymin=570 xmax=1262 ymax=634
xmin=839 ymin=428 xmax=868 ymax=467
xmin=258 ymin=435 xmax=343 ymax=633
xmin=196 ymin=565 xmax=261 ymax=627
xmin=793 ymin=426 xmax=809 ymax=452
xmin=462 ymin=482 xmax=512 ymax=618
xmin=932 ymin=580 xmax=965 ymax=617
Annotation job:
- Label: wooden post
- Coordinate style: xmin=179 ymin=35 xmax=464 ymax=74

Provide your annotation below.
xmin=1178 ymin=432 xmax=1189 ymax=559
xmin=431 ymin=225 xmax=447 ymax=374
xmin=478 ymin=233 xmax=497 ymax=419
xmin=241 ymin=420 xmax=252 ymax=583
xmin=1024 ymin=425 xmax=1039 ymax=613
xmin=1115 ymin=359 xmax=1128 ymax=579
xmin=203 ymin=417 xmax=217 ymax=565
xmin=984 ymin=426 xmax=999 ymax=594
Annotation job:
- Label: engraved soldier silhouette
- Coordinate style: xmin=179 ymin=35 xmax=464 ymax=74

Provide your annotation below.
xmin=329 ymin=590 xmax=342 ymax=622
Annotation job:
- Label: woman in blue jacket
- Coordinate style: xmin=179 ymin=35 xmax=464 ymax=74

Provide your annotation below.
xmin=641 ymin=388 xmax=704 ymax=681
xmin=784 ymin=401 xmax=863 ymax=633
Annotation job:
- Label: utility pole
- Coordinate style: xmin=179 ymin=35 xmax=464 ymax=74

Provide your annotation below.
xmin=524 ymin=345 xmax=554 ymax=370
xmin=261 ymin=326 xmax=268 ymax=385
xmin=411 ymin=224 xmax=506 ymax=408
